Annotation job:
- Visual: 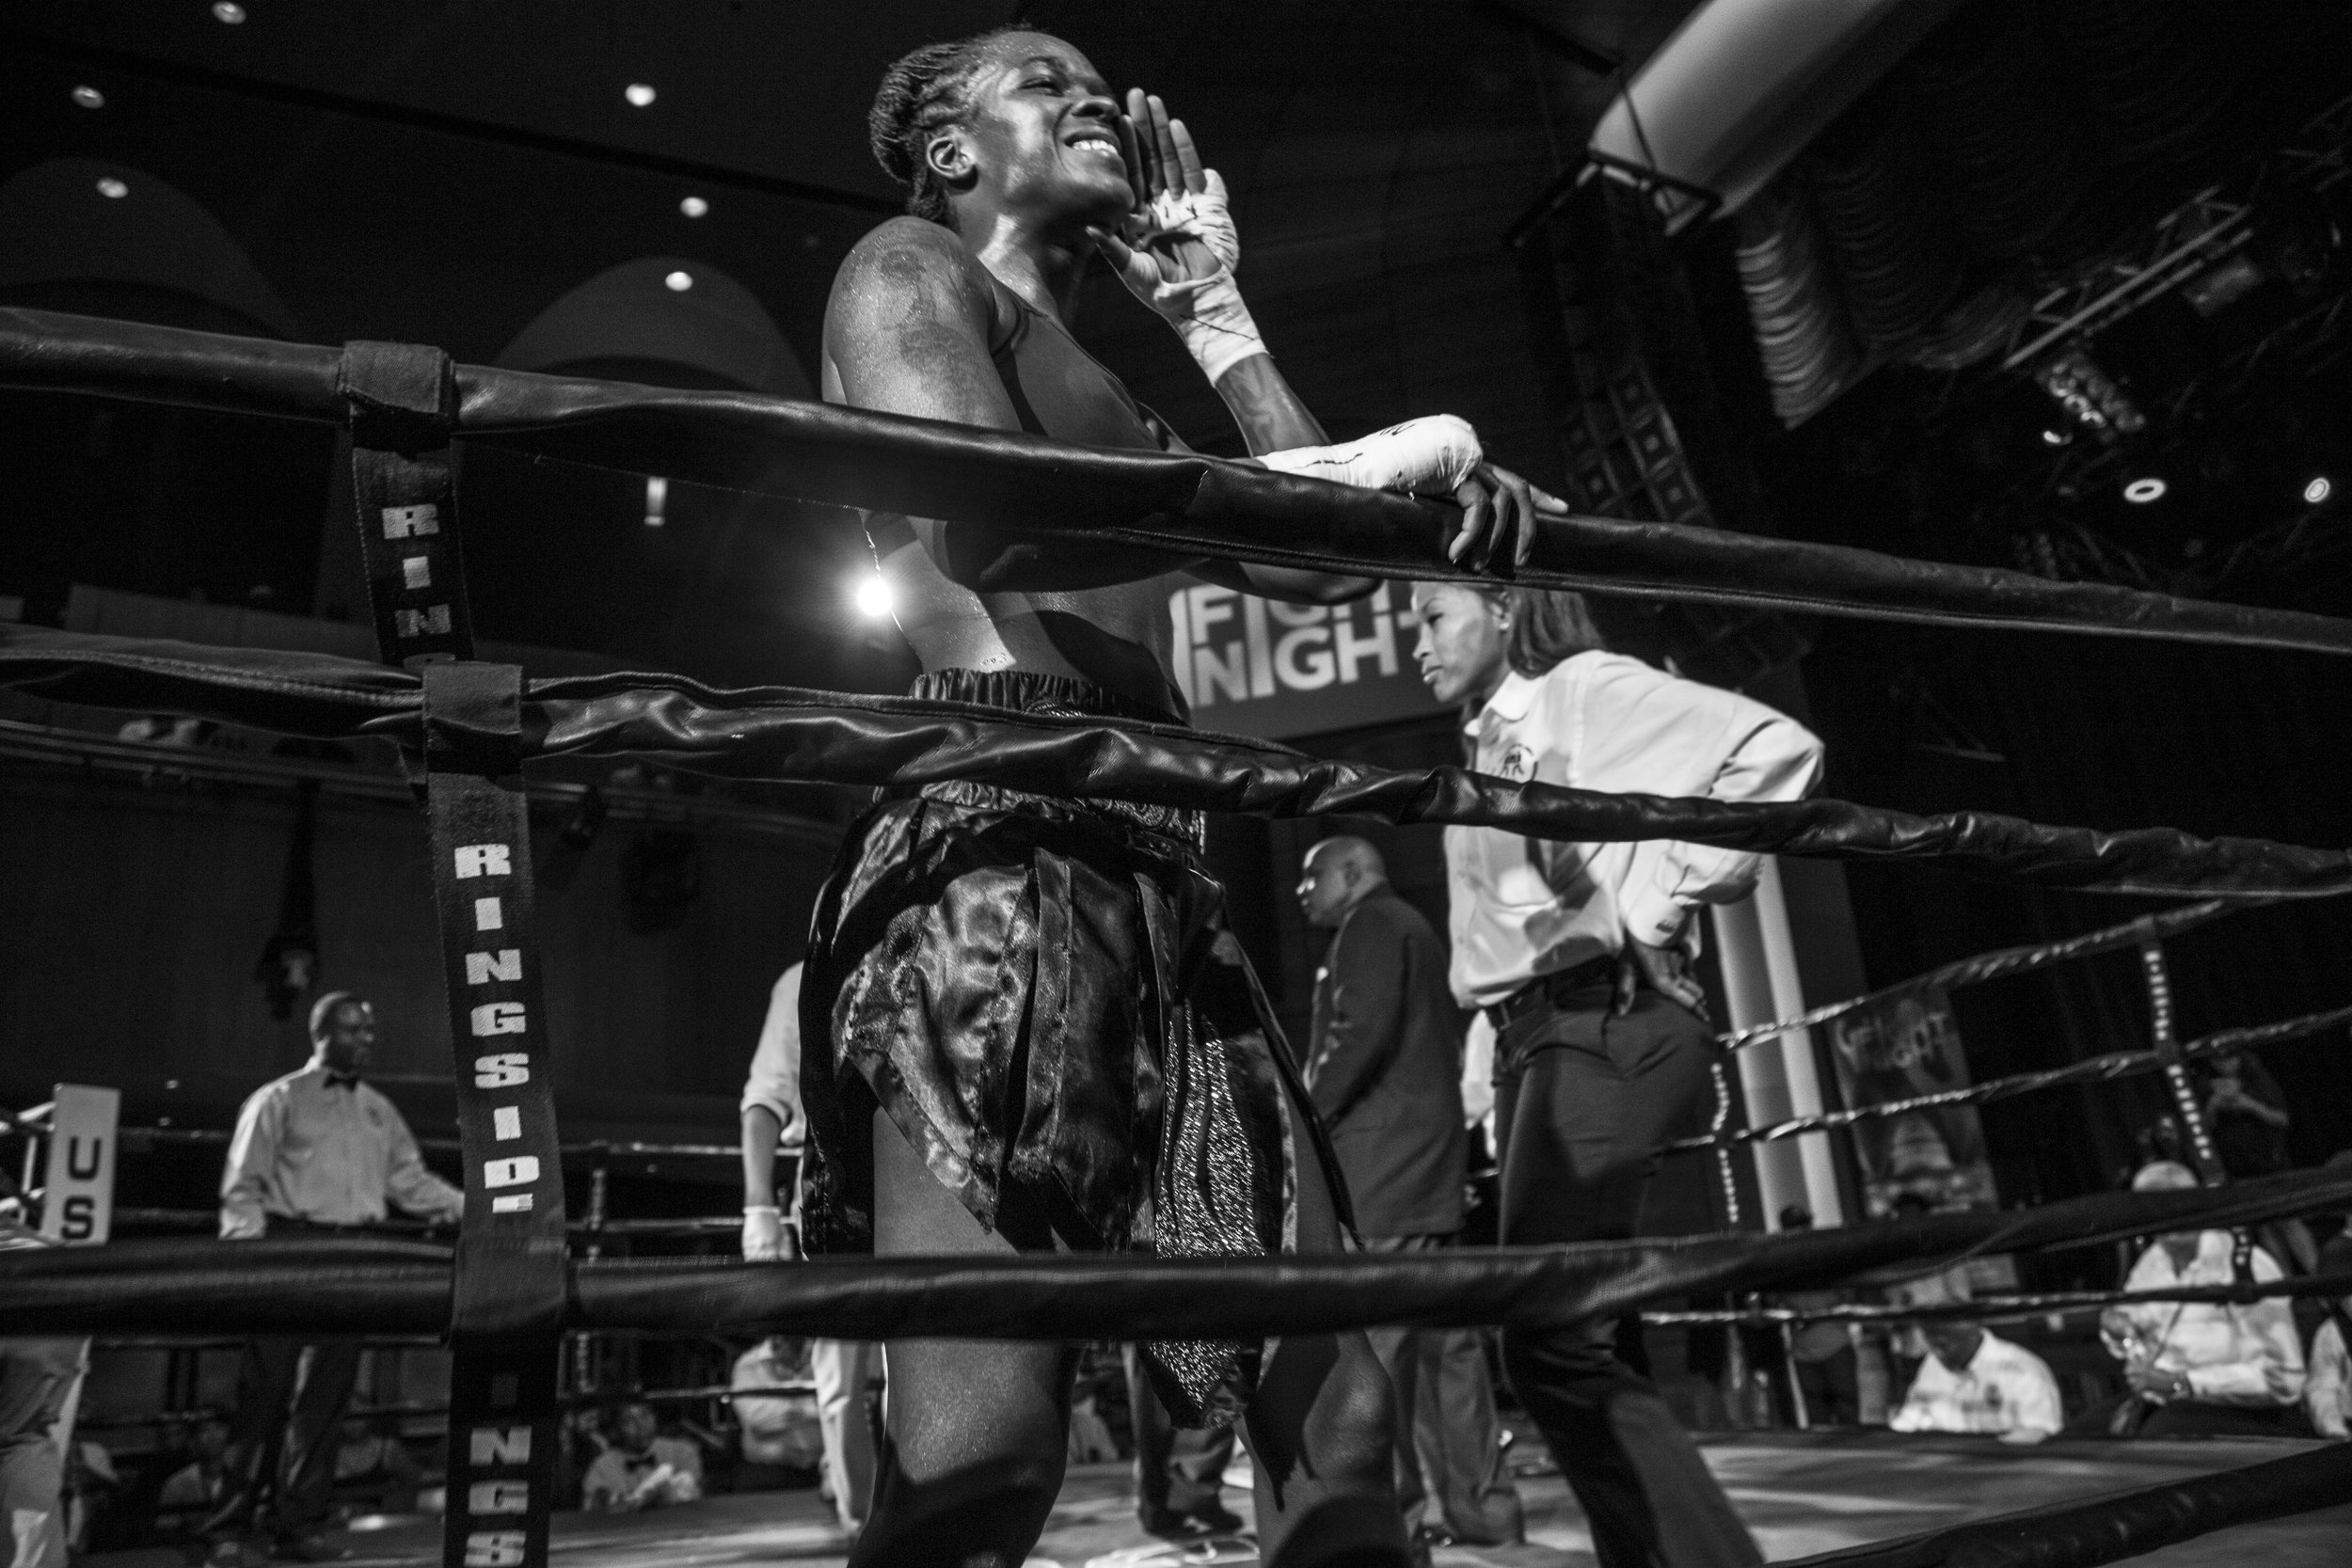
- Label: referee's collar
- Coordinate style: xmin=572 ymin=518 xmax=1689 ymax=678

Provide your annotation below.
xmin=1465 ymin=669 xmax=1539 ymax=733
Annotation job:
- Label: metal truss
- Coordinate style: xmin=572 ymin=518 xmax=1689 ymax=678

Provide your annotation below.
xmin=1999 ymin=91 xmax=2352 ymax=372
xmin=2000 ymin=186 xmax=2254 ymax=371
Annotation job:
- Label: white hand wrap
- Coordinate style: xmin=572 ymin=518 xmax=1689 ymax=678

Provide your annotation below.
xmin=1258 ymin=415 xmax=1484 ymax=496
xmin=1138 ymin=171 xmax=1266 ymax=384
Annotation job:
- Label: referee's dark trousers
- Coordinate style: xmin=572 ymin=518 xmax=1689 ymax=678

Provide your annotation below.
xmin=1489 ymin=964 xmax=1762 ymax=1568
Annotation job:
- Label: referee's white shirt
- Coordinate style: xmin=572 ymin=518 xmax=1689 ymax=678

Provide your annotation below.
xmin=1444 ymin=652 xmax=1823 ymax=1009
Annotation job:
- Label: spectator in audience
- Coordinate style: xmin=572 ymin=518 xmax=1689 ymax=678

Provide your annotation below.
xmin=740 ymin=961 xmax=877 ymax=1542
xmin=1888 ymin=1313 xmax=2062 ymax=1445
xmin=2307 ymin=1285 xmax=2352 ymax=1440
xmin=1776 ymin=1206 xmax=1860 ymax=1426
xmin=157 ymin=1420 xmax=237 ymax=1537
xmin=1122 ymin=1351 xmax=1244 ymax=1542
xmin=732 ymin=1338 xmax=826 ymax=1488
xmin=3 ymin=1189 xmax=86 ymax=1568
xmin=2102 ymin=1161 xmax=2307 ymax=1436
xmin=580 ymin=1403 xmax=704 ymax=1513
xmin=2201 ymin=1051 xmax=2291 ymax=1180
xmin=63 ymin=1439 xmax=120 ymax=1555
xmin=212 ymin=991 xmax=462 ymax=1565
xmin=2301 ymin=1166 xmax=2352 ymax=1440
xmin=1298 ymin=834 xmax=1522 ymax=1553
xmin=328 ymin=1416 xmax=420 ymax=1514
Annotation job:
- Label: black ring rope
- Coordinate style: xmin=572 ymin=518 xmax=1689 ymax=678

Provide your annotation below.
xmin=1645 ymin=1270 xmax=2352 ymax=1328
xmin=8 ymin=307 xmax=2352 ymax=655
xmin=8 ymin=1171 xmax=2347 ymax=1339
xmin=7 ymin=628 xmax=2351 ymax=898
xmin=1670 ymin=1001 xmax=2352 ymax=1152
xmin=1716 ymin=900 xmax=2237 ymax=1051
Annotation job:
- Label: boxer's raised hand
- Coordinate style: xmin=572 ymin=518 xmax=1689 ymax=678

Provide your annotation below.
xmin=1089 ymin=90 xmax=1265 ymax=384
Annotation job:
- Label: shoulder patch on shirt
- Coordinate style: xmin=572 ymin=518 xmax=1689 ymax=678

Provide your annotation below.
xmin=1496 ymin=743 xmax=1534 ymax=782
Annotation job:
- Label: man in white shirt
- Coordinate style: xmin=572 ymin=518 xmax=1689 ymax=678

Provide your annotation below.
xmin=580 ymin=1403 xmax=703 ymax=1513
xmin=1889 ymin=1321 xmax=2062 ymax=1445
xmin=2309 ymin=1309 xmax=2351 ymax=1440
xmin=213 ymin=992 xmax=462 ymax=1565
xmin=740 ymin=964 xmax=875 ymax=1542
xmin=2102 ymin=1161 xmax=2306 ymax=1436
xmin=1410 ymin=582 xmax=1823 ymax=1568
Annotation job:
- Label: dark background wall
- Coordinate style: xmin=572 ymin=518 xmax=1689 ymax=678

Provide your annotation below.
xmin=0 ymin=767 xmax=829 ymax=1143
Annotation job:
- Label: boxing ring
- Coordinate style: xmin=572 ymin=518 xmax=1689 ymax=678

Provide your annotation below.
xmin=7 ymin=306 xmax=2352 ymax=1567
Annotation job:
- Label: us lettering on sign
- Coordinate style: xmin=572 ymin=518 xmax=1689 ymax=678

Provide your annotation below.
xmin=1167 ymin=581 xmax=1441 ymax=740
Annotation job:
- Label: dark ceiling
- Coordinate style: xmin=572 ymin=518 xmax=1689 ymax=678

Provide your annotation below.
xmin=0 ymin=0 xmax=1700 ymax=688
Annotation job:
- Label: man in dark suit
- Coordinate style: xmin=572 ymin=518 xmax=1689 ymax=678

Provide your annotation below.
xmin=1299 ymin=836 xmax=1523 ymax=1551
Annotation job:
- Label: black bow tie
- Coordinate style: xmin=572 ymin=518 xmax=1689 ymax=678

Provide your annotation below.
xmin=325 ymin=1072 xmax=361 ymax=1090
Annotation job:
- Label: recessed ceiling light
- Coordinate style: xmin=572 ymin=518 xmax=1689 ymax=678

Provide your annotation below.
xmin=72 ymin=85 xmax=105 ymax=109
xmin=2305 ymin=476 xmax=2332 ymax=505
xmin=2122 ymin=476 xmax=2167 ymax=504
xmin=663 ymin=270 xmax=692 ymax=292
xmin=96 ymin=177 xmax=129 ymax=198
xmin=625 ymin=83 xmax=657 ymax=107
xmin=212 ymin=2 xmax=246 ymax=23
xmin=2039 ymin=428 xmax=2066 ymax=447
xmin=679 ymin=196 xmax=708 ymax=218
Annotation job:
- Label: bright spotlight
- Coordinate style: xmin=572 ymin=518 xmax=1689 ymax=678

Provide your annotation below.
xmin=72 ymin=86 xmax=104 ymax=109
xmin=854 ymin=574 xmax=893 ymax=619
xmin=2305 ymin=476 xmax=2333 ymax=506
xmin=663 ymin=270 xmax=692 ymax=292
xmin=212 ymin=2 xmax=246 ymax=23
xmin=2122 ymin=476 xmax=2168 ymax=504
xmin=95 ymin=177 xmax=128 ymax=199
xmin=2040 ymin=428 xmax=2066 ymax=447
xmin=644 ymin=475 xmax=667 ymax=529
xmin=679 ymin=195 xmax=709 ymax=218
xmin=625 ymin=83 xmax=657 ymax=107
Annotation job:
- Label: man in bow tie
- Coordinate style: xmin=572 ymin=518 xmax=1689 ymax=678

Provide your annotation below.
xmin=210 ymin=992 xmax=462 ymax=1564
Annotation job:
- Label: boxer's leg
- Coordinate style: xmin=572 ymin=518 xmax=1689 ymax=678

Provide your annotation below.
xmin=847 ymin=1109 xmax=1080 ymax=1568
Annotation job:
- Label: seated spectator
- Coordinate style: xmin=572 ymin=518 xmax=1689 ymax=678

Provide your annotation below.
xmin=2308 ymin=1291 xmax=2352 ymax=1441
xmin=1888 ymin=1317 xmax=2062 ymax=1445
xmin=731 ymin=1338 xmax=823 ymax=1488
xmin=2101 ymin=1161 xmax=2307 ymax=1436
xmin=329 ymin=1415 xmax=421 ymax=1513
xmin=580 ymin=1403 xmax=703 ymax=1513
xmin=2304 ymin=1201 xmax=2352 ymax=1440
xmin=156 ymin=1419 xmax=235 ymax=1537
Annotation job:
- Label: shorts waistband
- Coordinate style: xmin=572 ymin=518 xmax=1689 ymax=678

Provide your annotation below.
xmin=908 ymin=667 xmax=1187 ymax=726
xmin=897 ymin=669 xmax=1204 ymax=851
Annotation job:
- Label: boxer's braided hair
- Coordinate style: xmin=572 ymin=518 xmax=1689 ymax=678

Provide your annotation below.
xmin=870 ymin=27 xmax=1025 ymax=227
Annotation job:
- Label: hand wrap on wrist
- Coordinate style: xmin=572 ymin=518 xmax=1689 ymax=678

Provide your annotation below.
xmin=1138 ymin=172 xmax=1266 ymax=384
xmin=1258 ymin=414 xmax=1484 ymax=496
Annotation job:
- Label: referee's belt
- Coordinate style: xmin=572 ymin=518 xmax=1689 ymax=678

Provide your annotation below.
xmin=1481 ymin=953 xmax=1623 ymax=1034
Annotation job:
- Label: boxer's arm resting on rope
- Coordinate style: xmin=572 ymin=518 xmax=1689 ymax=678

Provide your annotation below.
xmin=1095 ymin=89 xmax=1556 ymax=574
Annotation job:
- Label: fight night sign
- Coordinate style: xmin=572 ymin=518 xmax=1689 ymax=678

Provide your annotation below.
xmin=1168 ymin=580 xmax=1442 ymax=740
